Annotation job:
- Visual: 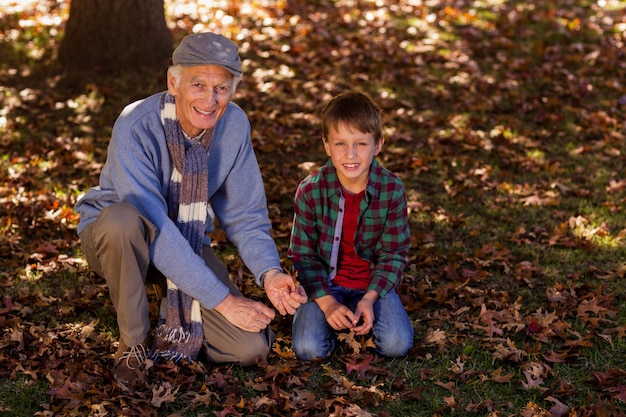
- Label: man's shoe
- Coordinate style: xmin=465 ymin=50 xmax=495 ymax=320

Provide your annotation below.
xmin=113 ymin=338 xmax=148 ymax=390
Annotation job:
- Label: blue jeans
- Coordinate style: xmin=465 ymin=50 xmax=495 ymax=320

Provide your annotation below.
xmin=292 ymin=286 xmax=414 ymax=361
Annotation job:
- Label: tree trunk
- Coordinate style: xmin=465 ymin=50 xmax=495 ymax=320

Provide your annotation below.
xmin=58 ymin=0 xmax=172 ymax=76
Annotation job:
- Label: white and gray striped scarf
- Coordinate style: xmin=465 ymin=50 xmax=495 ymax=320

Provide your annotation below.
xmin=152 ymin=91 xmax=213 ymax=363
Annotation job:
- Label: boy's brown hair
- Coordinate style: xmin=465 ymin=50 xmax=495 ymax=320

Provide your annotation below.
xmin=320 ymin=91 xmax=383 ymax=145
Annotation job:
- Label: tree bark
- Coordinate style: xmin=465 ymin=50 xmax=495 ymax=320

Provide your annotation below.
xmin=58 ymin=0 xmax=172 ymax=76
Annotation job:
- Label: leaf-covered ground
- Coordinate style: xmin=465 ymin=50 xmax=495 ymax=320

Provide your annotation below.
xmin=1 ymin=0 xmax=626 ymax=416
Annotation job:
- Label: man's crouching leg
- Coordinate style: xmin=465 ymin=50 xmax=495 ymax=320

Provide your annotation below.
xmin=199 ymin=246 xmax=275 ymax=366
xmin=201 ymin=307 xmax=275 ymax=366
xmin=79 ymin=203 xmax=156 ymax=388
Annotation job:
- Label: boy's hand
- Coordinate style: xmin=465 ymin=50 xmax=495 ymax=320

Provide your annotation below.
xmin=353 ymin=290 xmax=378 ymax=335
xmin=315 ymin=295 xmax=356 ymax=331
xmin=264 ymin=270 xmax=307 ymax=316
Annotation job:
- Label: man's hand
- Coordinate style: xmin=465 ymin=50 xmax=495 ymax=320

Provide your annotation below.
xmin=264 ymin=270 xmax=307 ymax=315
xmin=214 ymin=293 xmax=276 ymax=333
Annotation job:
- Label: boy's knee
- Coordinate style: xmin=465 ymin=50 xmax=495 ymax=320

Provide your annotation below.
xmin=293 ymin=337 xmax=333 ymax=361
xmin=376 ymin=332 xmax=413 ymax=358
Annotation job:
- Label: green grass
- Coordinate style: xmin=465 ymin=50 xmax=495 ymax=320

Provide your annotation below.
xmin=0 ymin=378 xmax=50 ymax=417
xmin=2 ymin=0 xmax=626 ymax=415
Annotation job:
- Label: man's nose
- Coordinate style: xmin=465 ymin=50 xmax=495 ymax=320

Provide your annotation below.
xmin=203 ymin=89 xmax=217 ymax=103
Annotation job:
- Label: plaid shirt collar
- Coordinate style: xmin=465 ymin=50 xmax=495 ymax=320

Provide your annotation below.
xmin=325 ymin=158 xmax=383 ymax=202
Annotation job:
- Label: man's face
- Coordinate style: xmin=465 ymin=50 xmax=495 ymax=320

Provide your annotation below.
xmin=167 ymin=65 xmax=234 ymax=136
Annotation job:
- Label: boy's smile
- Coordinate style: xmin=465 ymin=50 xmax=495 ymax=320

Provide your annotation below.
xmin=323 ymin=122 xmax=383 ymax=194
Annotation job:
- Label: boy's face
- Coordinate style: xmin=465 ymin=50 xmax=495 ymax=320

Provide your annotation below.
xmin=168 ymin=65 xmax=234 ymax=137
xmin=323 ymin=122 xmax=383 ymax=193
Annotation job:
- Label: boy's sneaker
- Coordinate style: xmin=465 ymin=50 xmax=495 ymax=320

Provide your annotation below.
xmin=113 ymin=338 xmax=148 ymax=390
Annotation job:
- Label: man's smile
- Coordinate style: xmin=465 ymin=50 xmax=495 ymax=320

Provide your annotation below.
xmin=195 ymin=107 xmax=214 ymax=115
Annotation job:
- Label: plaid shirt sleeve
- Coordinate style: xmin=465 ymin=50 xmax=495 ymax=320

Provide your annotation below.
xmin=366 ymin=185 xmax=410 ymax=298
xmin=287 ymin=170 xmax=335 ymax=299
xmin=360 ymin=163 xmax=411 ymax=298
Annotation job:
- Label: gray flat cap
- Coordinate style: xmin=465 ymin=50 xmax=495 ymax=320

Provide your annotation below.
xmin=172 ymin=32 xmax=242 ymax=76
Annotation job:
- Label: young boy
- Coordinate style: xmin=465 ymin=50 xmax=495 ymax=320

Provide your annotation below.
xmin=288 ymin=91 xmax=413 ymax=361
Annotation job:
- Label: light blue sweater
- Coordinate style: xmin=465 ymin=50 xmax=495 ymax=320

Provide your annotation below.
xmin=75 ymin=92 xmax=281 ymax=309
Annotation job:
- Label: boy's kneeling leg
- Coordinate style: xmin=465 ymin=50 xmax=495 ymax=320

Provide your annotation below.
xmin=372 ymin=290 xmax=414 ymax=358
xmin=292 ymin=301 xmax=335 ymax=361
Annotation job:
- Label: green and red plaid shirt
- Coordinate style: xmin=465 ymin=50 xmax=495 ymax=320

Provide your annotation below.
xmin=288 ymin=158 xmax=410 ymax=300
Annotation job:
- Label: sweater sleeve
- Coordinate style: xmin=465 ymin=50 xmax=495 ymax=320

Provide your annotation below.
xmin=102 ymin=102 xmax=229 ymax=310
xmin=207 ymin=122 xmax=282 ymax=280
xmin=367 ymin=182 xmax=410 ymax=298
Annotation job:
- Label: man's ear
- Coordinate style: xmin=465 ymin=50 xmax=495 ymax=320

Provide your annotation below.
xmin=166 ymin=68 xmax=177 ymax=95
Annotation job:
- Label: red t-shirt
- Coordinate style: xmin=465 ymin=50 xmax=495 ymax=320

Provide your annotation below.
xmin=332 ymin=190 xmax=371 ymax=289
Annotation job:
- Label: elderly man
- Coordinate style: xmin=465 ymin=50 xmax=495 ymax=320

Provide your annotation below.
xmin=75 ymin=32 xmax=307 ymax=388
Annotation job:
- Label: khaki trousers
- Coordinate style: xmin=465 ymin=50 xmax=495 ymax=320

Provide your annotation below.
xmin=79 ymin=203 xmax=274 ymax=366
